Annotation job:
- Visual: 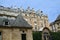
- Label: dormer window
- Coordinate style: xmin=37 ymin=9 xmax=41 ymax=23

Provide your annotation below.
xmin=0 ymin=32 xmax=2 ymax=40
xmin=3 ymin=19 xmax=9 ymax=25
xmin=25 ymin=14 xmax=27 ymax=16
xmin=5 ymin=21 xmax=9 ymax=25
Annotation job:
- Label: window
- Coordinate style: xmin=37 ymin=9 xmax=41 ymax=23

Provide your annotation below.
xmin=35 ymin=25 xmax=37 ymax=30
xmin=58 ymin=27 xmax=60 ymax=29
xmin=34 ymin=21 xmax=36 ymax=23
xmin=25 ymin=14 xmax=27 ymax=16
xmin=0 ymin=32 xmax=2 ymax=40
xmin=34 ymin=21 xmax=37 ymax=25
xmin=40 ymin=16 xmax=41 ymax=18
xmin=44 ymin=20 xmax=46 ymax=23
xmin=41 ymin=11 xmax=43 ymax=13
xmin=5 ymin=22 xmax=9 ymax=25
xmin=21 ymin=34 xmax=26 ymax=40
xmin=3 ymin=19 xmax=9 ymax=25
xmin=57 ymin=23 xmax=59 ymax=26
xmin=35 ymin=26 xmax=37 ymax=29
xmin=41 ymin=23 xmax=43 ymax=27
xmin=30 ymin=19 xmax=31 ymax=21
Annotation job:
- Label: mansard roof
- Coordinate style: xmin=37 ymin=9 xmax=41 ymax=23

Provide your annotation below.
xmin=0 ymin=14 xmax=32 ymax=28
xmin=50 ymin=14 xmax=60 ymax=25
xmin=56 ymin=14 xmax=60 ymax=21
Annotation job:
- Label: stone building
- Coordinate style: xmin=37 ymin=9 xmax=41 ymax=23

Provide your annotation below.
xmin=21 ymin=7 xmax=49 ymax=31
xmin=0 ymin=6 xmax=33 ymax=40
xmin=50 ymin=14 xmax=60 ymax=32
xmin=0 ymin=6 xmax=50 ymax=31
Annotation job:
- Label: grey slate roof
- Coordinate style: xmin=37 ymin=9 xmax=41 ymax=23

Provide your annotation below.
xmin=14 ymin=14 xmax=32 ymax=27
xmin=50 ymin=14 xmax=60 ymax=25
xmin=56 ymin=14 xmax=60 ymax=21
xmin=0 ymin=14 xmax=32 ymax=28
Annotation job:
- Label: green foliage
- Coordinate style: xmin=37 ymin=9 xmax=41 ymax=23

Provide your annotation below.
xmin=33 ymin=31 xmax=42 ymax=40
xmin=33 ymin=31 xmax=60 ymax=40
xmin=50 ymin=32 xmax=60 ymax=40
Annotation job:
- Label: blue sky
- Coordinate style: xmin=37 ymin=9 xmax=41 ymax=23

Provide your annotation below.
xmin=0 ymin=0 xmax=60 ymax=22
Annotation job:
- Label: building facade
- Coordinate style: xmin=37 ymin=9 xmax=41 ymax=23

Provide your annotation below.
xmin=0 ymin=6 xmax=33 ymax=40
xmin=20 ymin=7 xmax=50 ymax=31
xmin=0 ymin=6 xmax=50 ymax=31
xmin=50 ymin=14 xmax=60 ymax=32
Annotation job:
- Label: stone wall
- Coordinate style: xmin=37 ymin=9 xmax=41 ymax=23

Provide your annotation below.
xmin=0 ymin=27 xmax=33 ymax=40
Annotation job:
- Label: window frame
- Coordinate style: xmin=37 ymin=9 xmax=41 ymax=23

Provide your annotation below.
xmin=0 ymin=32 xmax=2 ymax=40
xmin=21 ymin=34 xmax=26 ymax=40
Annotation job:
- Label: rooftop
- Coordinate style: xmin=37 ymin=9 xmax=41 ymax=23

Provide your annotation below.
xmin=0 ymin=14 xmax=32 ymax=28
xmin=56 ymin=14 xmax=60 ymax=21
xmin=0 ymin=5 xmax=47 ymax=17
xmin=50 ymin=14 xmax=60 ymax=25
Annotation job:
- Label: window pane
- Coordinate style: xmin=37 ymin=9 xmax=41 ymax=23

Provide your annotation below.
xmin=0 ymin=32 xmax=1 ymax=35
xmin=21 ymin=34 xmax=26 ymax=40
xmin=5 ymin=22 xmax=8 ymax=25
xmin=0 ymin=32 xmax=2 ymax=40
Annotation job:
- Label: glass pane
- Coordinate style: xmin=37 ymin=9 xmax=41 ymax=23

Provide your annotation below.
xmin=0 ymin=32 xmax=1 ymax=40
xmin=0 ymin=36 xmax=2 ymax=40
xmin=21 ymin=34 xmax=26 ymax=40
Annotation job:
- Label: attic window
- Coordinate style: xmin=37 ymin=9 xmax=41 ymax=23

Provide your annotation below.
xmin=25 ymin=14 xmax=27 ymax=16
xmin=41 ymin=11 xmax=43 ymax=13
xmin=0 ymin=32 xmax=2 ymax=40
xmin=3 ymin=19 xmax=9 ymax=25
xmin=5 ymin=22 xmax=9 ymax=25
